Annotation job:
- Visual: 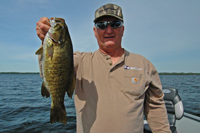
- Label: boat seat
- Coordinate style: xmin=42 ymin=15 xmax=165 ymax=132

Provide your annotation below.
xmin=144 ymin=87 xmax=184 ymax=133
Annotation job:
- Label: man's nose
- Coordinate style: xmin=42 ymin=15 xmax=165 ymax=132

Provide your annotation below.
xmin=106 ymin=24 xmax=113 ymax=34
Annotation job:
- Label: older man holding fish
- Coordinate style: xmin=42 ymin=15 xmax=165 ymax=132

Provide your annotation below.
xmin=36 ymin=3 xmax=171 ymax=133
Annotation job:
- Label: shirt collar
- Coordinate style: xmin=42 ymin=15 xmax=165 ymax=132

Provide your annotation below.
xmin=96 ymin=48 xmax=129 ymax=63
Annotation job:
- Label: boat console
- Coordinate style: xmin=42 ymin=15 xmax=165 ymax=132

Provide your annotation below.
xmin=144 ymin=87 xmax=184 ymax=133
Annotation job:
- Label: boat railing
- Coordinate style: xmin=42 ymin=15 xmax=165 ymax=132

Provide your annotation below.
xmin=184 ymin=112 xmax=200 ymax=122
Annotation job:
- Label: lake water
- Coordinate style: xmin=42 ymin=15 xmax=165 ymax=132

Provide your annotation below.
xmin=0 ymin=74 xmax=199 ymax=132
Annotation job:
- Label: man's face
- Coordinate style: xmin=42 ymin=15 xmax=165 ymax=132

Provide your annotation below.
xmin=93 ymin=16 xmax=124 ymax=52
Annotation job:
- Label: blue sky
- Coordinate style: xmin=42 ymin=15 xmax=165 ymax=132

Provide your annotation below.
xmin=0 ymin=0 xmax=199 ymax=73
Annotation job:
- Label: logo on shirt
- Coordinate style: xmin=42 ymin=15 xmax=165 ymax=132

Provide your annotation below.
xmin=132 ymin=77 xmax=138 ymax=83
xmin=124 ymin=65 xmax=130 ymax=70
xmin=124 ymin=65 xmax=142 ymax=70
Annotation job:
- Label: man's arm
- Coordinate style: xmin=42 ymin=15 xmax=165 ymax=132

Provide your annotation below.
xmin=144 ymin=63 xmax=171 ymax=133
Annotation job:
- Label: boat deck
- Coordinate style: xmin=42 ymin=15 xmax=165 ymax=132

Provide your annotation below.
xmin=176 ymin=112 xmax=200 ymax=133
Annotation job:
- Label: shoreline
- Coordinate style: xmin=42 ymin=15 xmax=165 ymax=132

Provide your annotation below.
xmin=0 ymin=72 xmax=39 ymax=74
xmin=0 ymin=72 xmax=200 ymax=75
xmin=159 ymin=72 xmax=200 ymax=75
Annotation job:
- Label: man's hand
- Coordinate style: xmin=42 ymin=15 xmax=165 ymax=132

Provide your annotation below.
xmin=36 ymin=17 xmax=51 ymax=42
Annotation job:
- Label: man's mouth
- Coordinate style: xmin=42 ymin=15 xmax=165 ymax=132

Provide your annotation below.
xmin=104 ymin=36 xmax=115 ymax=39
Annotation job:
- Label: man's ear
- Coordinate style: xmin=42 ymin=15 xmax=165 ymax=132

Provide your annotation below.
xmin=93 ymin=27 xmax=97 ymax=38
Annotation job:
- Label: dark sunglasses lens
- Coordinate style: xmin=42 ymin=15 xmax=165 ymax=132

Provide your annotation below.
xmin=96 ymin=22 xmax=107 ymax=29
xmin=110 ymin=21 xmax=122 ymax=28
xmin=96 ymin=21 xmax=122 ymax=29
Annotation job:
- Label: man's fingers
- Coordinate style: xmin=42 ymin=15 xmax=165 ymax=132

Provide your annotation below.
xmin=36 ymin=28 xmax=45 ymax=41
xmin=36 ymin=17 xmax=51 ymax=41
xmin=39 ymin=17 xmax=50 ymax=32
xmin=36 ymin=21 xmax=50 ymax=34
xmin=36 ymin=24 xmax=46 ymax=41
xmin=40 ymin=17 xmax=50 ymax=26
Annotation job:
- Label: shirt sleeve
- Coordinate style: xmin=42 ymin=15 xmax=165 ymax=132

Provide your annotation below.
xmin=144 ymin=62 xmax=171 ymax=133
xmin=73 ymin=51 xmax=81 ymax=75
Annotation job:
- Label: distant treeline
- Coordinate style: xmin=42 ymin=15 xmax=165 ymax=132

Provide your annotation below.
xmin=0 ymin=72 xmax=200 ymax=75
xmin=0 ymin=72 xmax=39 ymax=74
xmin=159 ymin=72 xmax=200 ymax=75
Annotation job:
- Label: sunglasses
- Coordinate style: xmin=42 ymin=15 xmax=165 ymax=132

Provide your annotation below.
xmin=95 ymin=21 xmax=123 ymax=29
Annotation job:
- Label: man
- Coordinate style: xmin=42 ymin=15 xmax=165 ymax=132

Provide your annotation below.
xmin=36 ymin=3 xmax=171 ymax=133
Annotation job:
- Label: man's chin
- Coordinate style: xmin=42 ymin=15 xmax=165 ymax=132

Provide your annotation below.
xmin=104 ymin=40 xmax=116 ymax=46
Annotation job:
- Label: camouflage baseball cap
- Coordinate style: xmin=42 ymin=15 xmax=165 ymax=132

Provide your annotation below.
xmin=94 ymin=3 xmax=123 ymax=23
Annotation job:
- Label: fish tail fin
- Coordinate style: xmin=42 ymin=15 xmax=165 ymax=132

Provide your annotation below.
xmin=41 ymin=82 xmax=50 ymax=98
xmin=67 ymin=76 xmax=75 ymax=98
xmin=50 ymin=105 xmax=67 ymax=124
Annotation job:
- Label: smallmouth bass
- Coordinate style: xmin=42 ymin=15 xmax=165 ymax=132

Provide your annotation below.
xmin=35 ymin=17 xmax=75 ymax=124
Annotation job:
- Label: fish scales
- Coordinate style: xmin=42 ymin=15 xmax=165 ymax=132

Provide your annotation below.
xmin=35 ymin=17 xmax=75 ymax=125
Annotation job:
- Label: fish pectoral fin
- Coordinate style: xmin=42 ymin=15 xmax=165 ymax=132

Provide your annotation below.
xmin=35 ymin=47 xmax=43 ymax=55
xmin=50 ymin=105 xmax=67 ymax=124
xmin=66 ymin=76 xmax=75 ymax=98
xmin=41 ymin=82 xmax=50 ymax=98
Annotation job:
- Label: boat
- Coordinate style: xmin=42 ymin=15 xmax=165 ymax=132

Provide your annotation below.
xmin=176 ymin=112 xmax=200 ymax=133
xmin=144 ymin=87 xmax=200 ymax=133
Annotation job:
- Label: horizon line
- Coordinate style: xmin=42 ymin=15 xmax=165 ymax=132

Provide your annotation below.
xmin=0 ymin=72 xmax=199 ymax=75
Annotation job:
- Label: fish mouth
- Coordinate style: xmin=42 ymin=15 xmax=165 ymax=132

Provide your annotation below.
xmin=49 ymin=33 xmax=60 ymax=44
xmin=51 ymin=17 xmax=65 ymax=23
